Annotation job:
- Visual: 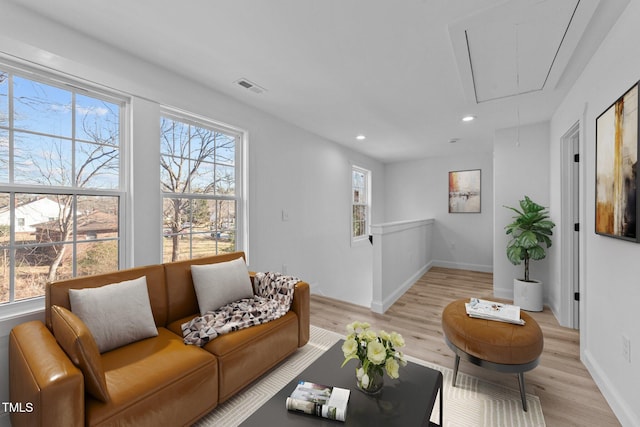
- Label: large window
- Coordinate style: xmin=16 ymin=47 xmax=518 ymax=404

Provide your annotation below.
xmin=160 ymin=111 xmax=242 ymax=262
xmin=0 ymin=64 xmax=125 ymax=306
xmin=352 ymin=165 xmax=371 ymax=241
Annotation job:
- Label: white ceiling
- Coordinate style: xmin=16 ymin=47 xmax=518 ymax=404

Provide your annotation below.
xmin=6 ymin=0 xmax=629 ymax=163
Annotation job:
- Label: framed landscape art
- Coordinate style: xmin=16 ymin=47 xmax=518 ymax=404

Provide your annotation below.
xmin=448 ymin=169 xmax=481 ymax=213
xmin=595 ymin=81 xmax=639 ymax=242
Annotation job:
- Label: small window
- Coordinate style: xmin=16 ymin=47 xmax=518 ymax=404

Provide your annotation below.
xmin=352 ymin=165 xmax=371 ymax=242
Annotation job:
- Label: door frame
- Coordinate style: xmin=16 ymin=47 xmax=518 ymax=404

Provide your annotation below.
xmin=560 ymin=122 xmax=580 ymax=329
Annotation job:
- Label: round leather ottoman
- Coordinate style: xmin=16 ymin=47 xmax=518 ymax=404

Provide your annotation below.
xmin=441 ymin=299 xmax=543 ymax=411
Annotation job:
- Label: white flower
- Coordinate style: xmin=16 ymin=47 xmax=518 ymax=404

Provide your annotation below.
xmin=347 ymin=321 xmax=370 ymax=334
xmin=367 ymin=340 xmax=387 ymax=365
xmin=397 ymin=351 xmax=408 ymax=367
xmin=361 ymin=372 xmax=370 ymax=389
xmin=379 ymin=330 xmax=391 ymax=341
xmin=362 ymin=329 xmax=377 ymax=342
xmin=346 ymin=321 xmax=359 ymax=334
xmin=385 ymin=358 xmax=400 ymax=379
xmin=390 ymin=331 xmax=405 ymax=348
xmin=342 ymin=338 xmax=358 ymax=358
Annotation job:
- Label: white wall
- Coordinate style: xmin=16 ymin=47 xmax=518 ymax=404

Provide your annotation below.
xmin=493 ymin=122 xmax=551 ymax=300
xmin=0 ymin=2 xmax=384 ymax=421
xmin=550 ymin=1 xmax=640 ymax=424
xmin=249 ymin=123 xmax=383 ymax=306
xmin=385 ymin=153 xmax=493 ymax=272
xmin=371 ymin=219 xmax=434 ymax=313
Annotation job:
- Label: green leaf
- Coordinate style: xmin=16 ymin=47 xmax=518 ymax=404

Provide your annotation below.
xmin=521 ymin=212 xmax=543 ymax=225
xmin=517 ymin=230 xmax=538 ymax=249
xmin=536 ymin=228 xmax=553 ymax=236
xmin=506 ymin=245 xmax=524 ymax=265
xmin=528 ymin=245 xmax=546 ymax=260
xmin=520 ymin=196 xmax=544 ymax=213
xmin=503 ymin=205 xmax=524 ymax=217
xmin=536 ymin=234 xmax=553 ymax=247
xmin=536 ymin=220 xmax=556 ymax=230
xmin=341 ymin=354 xmax=359 ymax=368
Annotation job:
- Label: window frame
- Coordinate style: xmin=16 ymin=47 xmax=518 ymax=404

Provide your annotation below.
xmin=0 ymin=60 xmax=129 ymax=313
xmin=159 ymin=107 xmax=247 ymax=262
xmin=351 ymin=164 xmax=371 ymax=245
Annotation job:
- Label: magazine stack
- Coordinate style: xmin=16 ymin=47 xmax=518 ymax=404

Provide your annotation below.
xmin=465 ymin=298 xmax=525 ymax=325
xmin=286 ymin=381 xmax=350 ymax=422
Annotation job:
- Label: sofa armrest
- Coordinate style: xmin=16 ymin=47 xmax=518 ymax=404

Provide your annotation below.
xmin=9 ymin=321 xmax=84 ymax=427
xmin=291 ymin=281 xmax=310 ymax=347
xmin=249 ymin=271 xmax=310 ymax=346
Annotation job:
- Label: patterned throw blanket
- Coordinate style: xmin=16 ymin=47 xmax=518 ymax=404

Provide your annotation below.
xmin=182 ymin=272 xmax=299 ymax=346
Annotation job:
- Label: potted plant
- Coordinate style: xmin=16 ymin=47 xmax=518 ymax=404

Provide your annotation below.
xmin=504 ymin=196 xmax=555 ymax=311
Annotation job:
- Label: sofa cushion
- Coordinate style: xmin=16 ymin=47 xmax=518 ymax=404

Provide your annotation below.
xmin=191 ymin=257 xmax=253 ymax=315
xmin=163 ymin=252 xmax=248 ymax=325
xmin=69 ymin=276 xmax=158 ymax=353
xmin=50 ymin=305 xmax=110 ymax=402
xmin=46 ymin=264 xmax=167 ymax=331
xmin=203 ymin=311 xmax=299 ymax=402
xmin=86 ymin=328 xmax=218 ymax=426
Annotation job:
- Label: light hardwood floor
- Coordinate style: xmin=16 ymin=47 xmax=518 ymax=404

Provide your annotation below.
xmin=310 ymin=267 xmax=621 ymax=427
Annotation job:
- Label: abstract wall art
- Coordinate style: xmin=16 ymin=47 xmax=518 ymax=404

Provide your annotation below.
xmin=448 ymin=169 xmax=481 ymax=213
xmin=595 ymin=81 xmax=639 ymax=241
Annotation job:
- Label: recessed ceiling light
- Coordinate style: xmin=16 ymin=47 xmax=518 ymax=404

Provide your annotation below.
xmin=356 ymin=135 xmax=366 ymax=140
xmin=462 ymin=115 xmax=476 ymax=122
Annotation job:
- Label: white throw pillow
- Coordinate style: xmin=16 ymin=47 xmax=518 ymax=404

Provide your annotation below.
xmin=68 ymin=276 xmax=158 ymax=353
xmin=191 ymin=257 xmax=254 ymax=315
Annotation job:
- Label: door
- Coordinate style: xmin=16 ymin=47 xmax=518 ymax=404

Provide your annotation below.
xmin=561 ymin=123 xmax=580 ymax=329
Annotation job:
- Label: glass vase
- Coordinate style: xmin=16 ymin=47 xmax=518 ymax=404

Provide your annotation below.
xmin=356 ymin=363 xmax=384 ymax=395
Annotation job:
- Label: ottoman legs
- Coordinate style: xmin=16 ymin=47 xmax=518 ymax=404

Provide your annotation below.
xmin=517 ymin=372 xmax=528 ymax=412
xmin=449 ymin=349 xmax=531 ymax=412
xmin=452 ymin=354 xmax=460 ymax=386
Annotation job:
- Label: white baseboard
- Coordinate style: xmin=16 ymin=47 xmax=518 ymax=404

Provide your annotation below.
xmin=371 ymin=261 xmax=432 ymax=313
xmin=582 ymin=349 xmax=635 ymax=426
xmin=431 ymin=260 xmax=493 ymax=273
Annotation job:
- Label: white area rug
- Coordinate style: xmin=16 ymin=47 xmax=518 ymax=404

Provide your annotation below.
xmin=195 ymin=326 xmax=545 ymax=427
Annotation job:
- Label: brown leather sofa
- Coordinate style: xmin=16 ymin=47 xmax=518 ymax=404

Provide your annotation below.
xmin=9 ymin=252 xmax=310 ymax=427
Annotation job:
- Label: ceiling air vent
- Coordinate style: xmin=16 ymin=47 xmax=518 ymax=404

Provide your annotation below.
xmin=234 ymin=78 xmax=266 ymax=94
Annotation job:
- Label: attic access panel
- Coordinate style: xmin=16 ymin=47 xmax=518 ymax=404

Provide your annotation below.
xmin=449 ymin=0 xmax=596 ymax=104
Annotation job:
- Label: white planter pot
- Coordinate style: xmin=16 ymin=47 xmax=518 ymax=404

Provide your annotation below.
xmin=513 ymin=279 xmax=543 ymax=312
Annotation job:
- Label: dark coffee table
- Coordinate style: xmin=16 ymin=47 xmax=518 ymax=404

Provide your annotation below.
xmin=240 ymin=340 xmax=443 ymax=426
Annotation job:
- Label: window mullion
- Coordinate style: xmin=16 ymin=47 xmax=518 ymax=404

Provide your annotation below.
xmin=8 ymin=195 xmax=15 ymax=303
xmin=8 ymin=73 xmax=14 ymax=185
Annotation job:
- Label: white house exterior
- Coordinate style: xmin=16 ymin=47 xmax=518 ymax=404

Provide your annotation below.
xmin=0 ymin=198 xmax=62 ymax=233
